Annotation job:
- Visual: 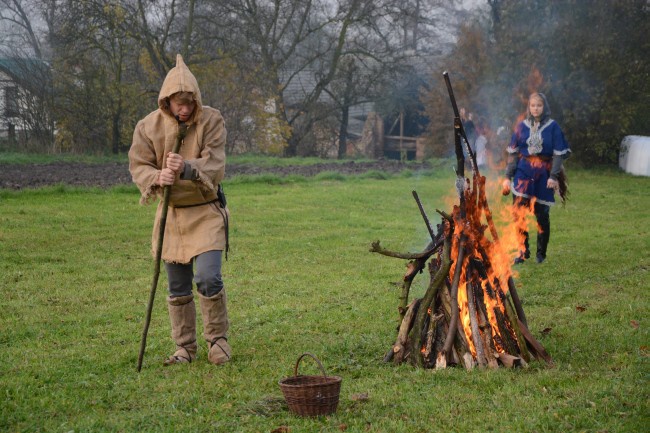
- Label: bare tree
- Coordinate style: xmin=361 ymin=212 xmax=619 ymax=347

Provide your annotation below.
xmin=0 ymin=0 xmax=487 ymax=157
xmin=0 ymin=0 xmax=55 ymax=151
xmin=41 ymin=1 xmax=143 ymax=153
xmin=0 ymin=0 xmax=43 ymax=57
xmin=196 ymin=0 xmax=419 ymax=156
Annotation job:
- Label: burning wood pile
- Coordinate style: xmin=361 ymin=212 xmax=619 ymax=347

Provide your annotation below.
xmin=370 ymin=73 xmax=552 ymax=370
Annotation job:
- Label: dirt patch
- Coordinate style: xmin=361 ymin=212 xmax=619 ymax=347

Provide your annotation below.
xmin=0 ymin=160 xmax=431 ymax=190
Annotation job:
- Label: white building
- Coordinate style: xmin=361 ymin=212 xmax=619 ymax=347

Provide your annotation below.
xmin=0 ymin=57 xmax=51 ymax=143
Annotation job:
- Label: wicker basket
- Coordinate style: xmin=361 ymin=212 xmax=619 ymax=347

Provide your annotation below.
xmin=279 ymin=353 xmax=342 ymax=417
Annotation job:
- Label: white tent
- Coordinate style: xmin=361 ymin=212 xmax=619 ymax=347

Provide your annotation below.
xmin=619 ymin=136 xmax=650 ymax=177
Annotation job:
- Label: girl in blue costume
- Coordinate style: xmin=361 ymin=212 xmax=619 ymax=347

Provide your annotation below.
xmin=502 ymin=92 xmax=570 ymax=264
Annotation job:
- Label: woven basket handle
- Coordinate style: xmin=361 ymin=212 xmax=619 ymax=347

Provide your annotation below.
xmin=294 ymin=352 xmax=328 ymax=378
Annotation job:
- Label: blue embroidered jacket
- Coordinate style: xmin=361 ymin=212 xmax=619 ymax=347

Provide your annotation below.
xmin=507 ymin=118 xmax=570 ymax=158
xmin=506 ymin=119 xmax=571 ymax=205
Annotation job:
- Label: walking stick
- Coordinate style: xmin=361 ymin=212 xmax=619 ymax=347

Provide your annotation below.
xmin=137 ymin=122 xmax=188 ymax=372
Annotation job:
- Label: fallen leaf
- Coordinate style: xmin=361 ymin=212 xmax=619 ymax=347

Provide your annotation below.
xmin=630 ymin=320 xmax=639 ymax=329
xmin=541 ymin=327 xmax=552 ymax=335
xmin=576 ymin=305 xmax=587 ymax=312
xmin=338 ymin=424 xmax=348 ymax=431
xmin=271 ymin=427 xmax=290 ymax=433
xmin=350 ymin=392 xmax=369 ymax=402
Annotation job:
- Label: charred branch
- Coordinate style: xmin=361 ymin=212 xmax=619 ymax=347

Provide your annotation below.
xmin=440 ymin=233 xmax=466 ymax=361
xmin=409 ymin=226 xmax=452 ymax=367
xmin=369 ymin=240 xmax=442 ymax=260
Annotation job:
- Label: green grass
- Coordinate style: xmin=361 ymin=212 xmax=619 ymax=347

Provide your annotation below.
xmin=0 ymin=150 xmax=440 ymax=168
xmin=227 ymin=154 xmax=376 ymax=167
xmin=0 ymin=151 xmax=377 ymax=166
xmin=0 ymin=168 xmax=648 ymax=432
xmin=0 ymin=151 xmax=130 ymax=164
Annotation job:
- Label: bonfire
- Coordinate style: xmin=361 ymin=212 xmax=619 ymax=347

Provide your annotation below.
xmin=370 ymin=73 xmax=552 ymax=369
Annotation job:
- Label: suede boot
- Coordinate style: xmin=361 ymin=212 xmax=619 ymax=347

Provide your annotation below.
xmin=163 ymin=294 xmax=197 ymax=366
xmin=198 ymin=290 xmax=232 ymax=365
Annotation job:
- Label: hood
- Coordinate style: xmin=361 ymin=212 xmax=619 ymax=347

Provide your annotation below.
xmin=157 ymin=54 xmax=203 ymax=124
xmin=527 ymin=92 xmax=551 ymax=124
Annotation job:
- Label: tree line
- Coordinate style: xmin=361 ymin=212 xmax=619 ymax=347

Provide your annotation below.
xmin=1 ymin=0 xmax=648 ymax=165
xmin=423 ymin=0 xmax=650 ymax=166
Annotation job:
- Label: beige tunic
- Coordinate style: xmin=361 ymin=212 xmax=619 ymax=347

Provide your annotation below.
xmin=129 ymin=54 xmax=229 ymax=264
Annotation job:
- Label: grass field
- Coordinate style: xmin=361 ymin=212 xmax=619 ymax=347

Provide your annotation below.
xmin=0 ymin=166 xmax=648 ymax=432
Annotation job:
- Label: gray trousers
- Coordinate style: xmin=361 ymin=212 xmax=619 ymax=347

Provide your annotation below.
xmin=165 ymin=250 xmax=224 ymax=298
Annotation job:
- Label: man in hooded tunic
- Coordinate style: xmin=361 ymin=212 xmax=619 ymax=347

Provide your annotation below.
xmin=129 ymin=54 xmax=232 ymax=366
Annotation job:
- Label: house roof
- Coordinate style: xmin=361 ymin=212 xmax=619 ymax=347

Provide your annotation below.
xmin=0 ymin=57 xmax=50 ymax=90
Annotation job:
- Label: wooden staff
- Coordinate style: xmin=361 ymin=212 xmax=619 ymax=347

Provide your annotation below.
xmin=137 ymin=122 xmax=188 ymax=372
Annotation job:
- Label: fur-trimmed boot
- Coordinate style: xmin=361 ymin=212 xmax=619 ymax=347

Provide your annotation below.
xmin=198 ymin=290 xmax=232 ymax=365
xmin=163 ymin=294 xmax=197 ymax=366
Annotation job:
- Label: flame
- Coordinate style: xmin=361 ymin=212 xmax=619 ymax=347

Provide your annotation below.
xmin=457 ymin=281 xmax=476 ymax=357
xmin=442 ymin=173 xmax=536 ymax=359
xmin=511 ymin=112 xmax=527 ymax=133
xmin=426 ymin=144 xmax=537 ymax=361
xmin=527 ymin=66 xmax=544 ymax=95
xmin=526 ymin=156 xmax=548 ymax=169
xmin=512 ymin=65 xmax=546 ymax=132
xmin=481 ymin=279 xmax=505 ymax=353
xmin=484 ymin=177 xmax=536 ymax=267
